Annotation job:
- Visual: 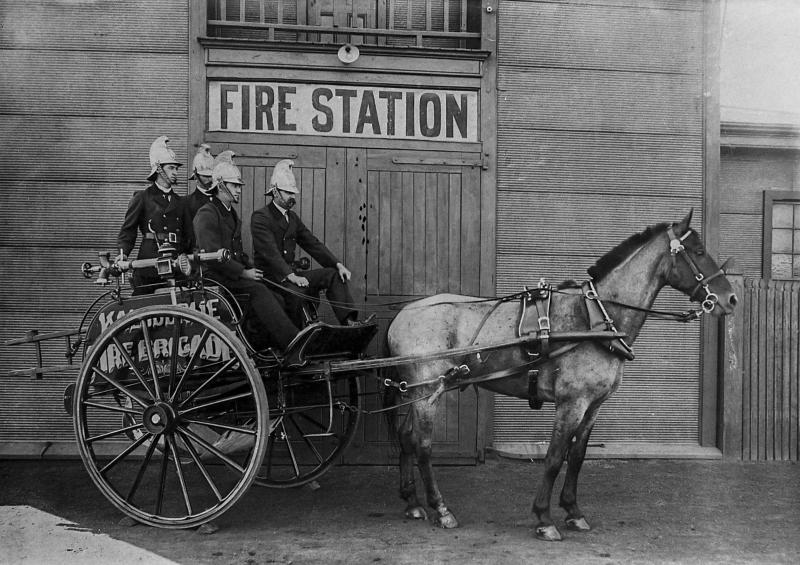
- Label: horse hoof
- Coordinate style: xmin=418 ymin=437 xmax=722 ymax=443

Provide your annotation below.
xmin=434 ymin=510 xmax=459 ymax=529
xmin=565 ymin=517 xmax=591 ymax=531
xmin=535 ymin=525 xmax=563 ymax=542
xmin=405 ymin=506 xmax=428 ymax=520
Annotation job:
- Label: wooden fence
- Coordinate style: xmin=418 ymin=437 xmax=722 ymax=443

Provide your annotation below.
xmin=722 ymin=273 xmax=800 ymax=460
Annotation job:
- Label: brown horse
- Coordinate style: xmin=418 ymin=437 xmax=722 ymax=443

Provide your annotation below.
xmin=384 ymin=211 xmax=737 ymax=541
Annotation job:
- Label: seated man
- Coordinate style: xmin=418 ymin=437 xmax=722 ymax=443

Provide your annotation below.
xmin=193 ymin=155 xmax=300 ymax=351
xmin=251 ymin=159 xmax=360 ymax=327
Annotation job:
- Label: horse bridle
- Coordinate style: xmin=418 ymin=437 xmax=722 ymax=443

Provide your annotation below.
xmin=666 ymin=226 xmax=725 ymax=314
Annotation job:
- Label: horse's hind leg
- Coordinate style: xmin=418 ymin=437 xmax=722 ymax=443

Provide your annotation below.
xmin=395 ymin=407 xmax=427 ymax=520
xmin=532 ymin=401 xmax=588 ymax=541
xmin=412 ymin=402 xmax=458 ymax=528
xmin=559 ymin=405 xmax=601 ymax=532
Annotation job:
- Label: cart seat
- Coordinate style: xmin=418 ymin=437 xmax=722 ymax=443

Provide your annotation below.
xmin=280 ymin=319 xmax=378 ymax=368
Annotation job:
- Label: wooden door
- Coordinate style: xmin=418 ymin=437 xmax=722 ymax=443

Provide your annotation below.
xmin=344 ymin=147 xmax=484 ymax=463
xmin=220 ymin=143 xmax=483 ymax=463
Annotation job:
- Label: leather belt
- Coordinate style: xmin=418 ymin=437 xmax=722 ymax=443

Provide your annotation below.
xmin=144 ymin=232 xmax=178 ymax=243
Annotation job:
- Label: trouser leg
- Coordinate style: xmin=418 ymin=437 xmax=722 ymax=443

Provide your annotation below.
xmin=228 ymin=280 xmax=299 ymax=349
xmin=302 ymin=268 xmax=358 ymax=324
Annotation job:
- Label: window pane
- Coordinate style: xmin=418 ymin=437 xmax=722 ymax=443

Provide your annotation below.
xmin=772 ymin=254 xmax=793 ymax=279
xmin=795 ymin=204 xmax=800 ymax=226
xmin=773 ymin=204 xmax=794 ymax=228
xmin=772 ymin=228 xmax=793 ymax=253
xmin=794 ymin=256 xmax=800 ymax=279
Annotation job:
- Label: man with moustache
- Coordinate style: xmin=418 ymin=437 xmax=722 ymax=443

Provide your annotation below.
xmin=251 ymin=159 xmax=363 ymax=327
xmin=117 ymin=136 xmax=192 ymax=295
xmin=193 ymin=155 xmax=300 ymax=351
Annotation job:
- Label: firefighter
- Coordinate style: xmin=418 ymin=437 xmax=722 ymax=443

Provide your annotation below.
xmin=193 ymin=155 xmax=300 ymax=351
xmin=251 ymin=159 xmax=362 ymax=327
xmin=117 ymin=136 xmax=191 ymax=295
xmin=186 ymin=143 xmax=215 ymax=218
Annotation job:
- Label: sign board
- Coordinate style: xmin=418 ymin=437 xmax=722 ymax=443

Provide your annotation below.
xmin=208 ymin=81 xmax=479 ymax=143
xmin=86 ymin=291 xmax=237 ymax=374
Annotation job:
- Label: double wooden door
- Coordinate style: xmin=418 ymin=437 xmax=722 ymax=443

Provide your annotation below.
xmin=229 ymin=143 xmax=484 ymax=462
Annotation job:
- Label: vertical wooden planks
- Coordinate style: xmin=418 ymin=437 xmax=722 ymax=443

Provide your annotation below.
xmin=721 ymin=272 xmax=744 ymax=458
xmin=310 ymin=167 xmax=326 ymax=262
xmin=742 ymin=277 xmax=753 ymax=459
xmin=436 ymin=172 xmax=449 ymax=293
xmin=366 ymin=170 xmax=380 ymax=295
xmin=390 ymin=171 xmax=403 ymax=295
xmin=326 ymin=147 xmax=345 ymax=260
xmin=766 ymin=280 xmax=776 ymax=460
xmin=777 ymin=281 xmax=787 ymax=459
xmin=737 ymin=278 xmax=800 ymax=461
xmin=412 ymin=172 xmax=425 ymax=295
xmin=758 ymin=279 xmax=768 ymax=460
xmin=460 ymin=166 xmax=480 ymax=296
xmin=791 ymin=282 xmax=799 ymax=461
xmin=448 ymin=173 xmax=461 ymax=294
xmin=377 ymin=171 xmax=392 ymax=294
xmin=424 ymin=172 xmax=438 ymax=294
xmin=345 ymin=148 xmax=367 ymax=297
xmin=240 ymin=165 xmax=255 ymax=255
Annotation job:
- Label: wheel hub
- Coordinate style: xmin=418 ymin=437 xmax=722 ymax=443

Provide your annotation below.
xmin=142 ymin=402 xmax=178 ymax=434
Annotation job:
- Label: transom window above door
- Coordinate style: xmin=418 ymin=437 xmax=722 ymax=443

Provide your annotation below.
xmin=206 ymin=0 xmax=482 ymax=49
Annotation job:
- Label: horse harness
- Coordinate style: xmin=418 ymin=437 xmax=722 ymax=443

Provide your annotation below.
xmin=380 ymin=225 xmax=718 ymax=412
xmin=380 ymin=279 xmax=636 ymax=412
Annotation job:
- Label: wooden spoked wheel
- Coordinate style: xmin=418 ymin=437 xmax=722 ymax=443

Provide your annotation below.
xmin=73 ymin=305 xmax=268 ymax=529
xmin=254 ymin=370 xmax=362 ymax=488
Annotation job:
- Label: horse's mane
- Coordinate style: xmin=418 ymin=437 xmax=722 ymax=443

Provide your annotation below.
xmin=587 ymin=222 xmax=671 ymax=281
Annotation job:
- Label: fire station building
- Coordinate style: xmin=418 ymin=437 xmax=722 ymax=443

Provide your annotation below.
xmin=1 ymin=1 xmax=797 ymax=462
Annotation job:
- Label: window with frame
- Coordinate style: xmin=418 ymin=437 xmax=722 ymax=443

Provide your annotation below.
xmin=763 ymin=190 xmax=800 ymax=279
xmin=206 ymin=0 xmax=482 ymax=49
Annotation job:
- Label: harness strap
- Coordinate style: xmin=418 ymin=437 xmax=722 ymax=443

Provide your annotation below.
xmin=518 ymin=280 xmax=552 ymax=357
xmin=583 ymin=281 xmax=635 ymax=361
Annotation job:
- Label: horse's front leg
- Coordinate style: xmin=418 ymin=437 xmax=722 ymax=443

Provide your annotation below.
xmin=414 ymin=402 xmax=458 ymax=528
xmin=559 ymin=405 xmax=601 ymax=533
xmin=532 ymin=401 xmax=587 ymax=541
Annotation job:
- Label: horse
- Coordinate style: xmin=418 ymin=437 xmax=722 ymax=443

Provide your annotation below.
xmin=383 ymin=211 xmax=737 ymax=541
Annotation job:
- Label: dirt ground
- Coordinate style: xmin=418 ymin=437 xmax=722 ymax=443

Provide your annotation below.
xmin=1 ymin=455 xmax=798 ymax=564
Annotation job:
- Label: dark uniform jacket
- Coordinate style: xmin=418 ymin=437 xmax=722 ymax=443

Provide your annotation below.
xmin=193 ymin=199 xmax=251 ymax=282
xmin=187 ymin=188 xmax=215 ymax=220
xmin=117 ymin=184 xmax=191 ymax=259
xmin=251 ymin=201 xmax=339 ymax=283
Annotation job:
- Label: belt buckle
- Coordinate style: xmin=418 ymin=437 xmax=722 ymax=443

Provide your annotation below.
xmin=168 ymin=232 xmax=178 ymax=244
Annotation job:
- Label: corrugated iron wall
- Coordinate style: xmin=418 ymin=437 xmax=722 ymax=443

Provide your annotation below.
xmin=0 ymin=0 xmax=189 ymax=444
xmin=493 ymin=0 xmax=707 ymax=446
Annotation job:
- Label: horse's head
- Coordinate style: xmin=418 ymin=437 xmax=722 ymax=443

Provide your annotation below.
xmin=663 ymin=210 xmax=737 ymax=316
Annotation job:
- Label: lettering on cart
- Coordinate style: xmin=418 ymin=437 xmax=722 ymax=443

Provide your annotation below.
xmin=95 ymin=298 xmax=232 ymax=373
xmin=99 ymin=334 xmax=232 ymax=374
xmin=208 ymin=81 xmax=479 ymax=142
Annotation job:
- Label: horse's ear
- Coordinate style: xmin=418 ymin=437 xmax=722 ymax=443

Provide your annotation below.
xmin=676 ymin=209 xmax=693 ymax=233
